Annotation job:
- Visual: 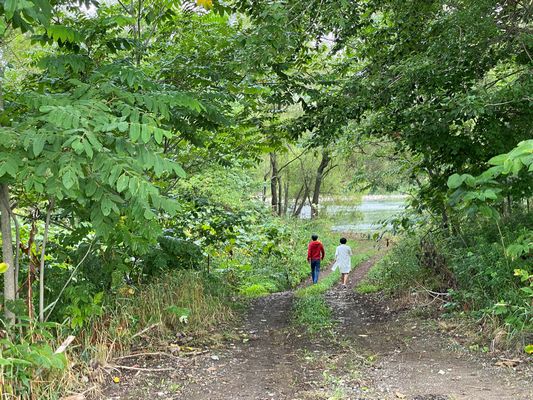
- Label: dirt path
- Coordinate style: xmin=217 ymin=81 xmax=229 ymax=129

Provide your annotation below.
xmin=324 ymin=258 xmax=533 ymax=400
xmin=102 ymin=255 xmax=533 ymax=400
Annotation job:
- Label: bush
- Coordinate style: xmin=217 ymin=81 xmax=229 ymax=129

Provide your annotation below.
xmin=142 ymin=235 xmax=204 ymax=276
xmin=364 ymin=234 xmax=443 ymax=295
xmin=0 ymin=322 xmax=69 ymax=400
xmin=368 ymin=214 xmax=533 ymax=338
xmin=104 ymin=270 xmax=236 ymax=341
xmin=443 ymin=220 xmax=532 ymax=332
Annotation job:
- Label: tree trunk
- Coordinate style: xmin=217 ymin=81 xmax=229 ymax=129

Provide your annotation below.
xmin=270 ymin=153 xmax=278 ymax=214
xmin=262 ymin=180 xmax=267 ymax=203
xmin=0 ymin=44 xmax=16 ymax=322
xmin=12 ymin=214 xmax=20 ymax=300
xmin=293 ymin=184 xmax=310 ymax=217
xmin=292 ymin=184 xmax=304 ymax=216
xmin=277 ymin=173 xmax=282 ymax=216
xmin=0 ymin=184 xmax=16 ymax=322
xmin=311 ymin=150 xmax=330 ymax=218
xmin=283 ymin=179 xmax=289 ymax=215
xmin=39 ymin=199 xmax=54 ymax=322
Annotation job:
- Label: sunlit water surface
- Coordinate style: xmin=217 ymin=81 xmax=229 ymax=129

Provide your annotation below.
xmin=300 ymin=195 xmax=406 ymax=233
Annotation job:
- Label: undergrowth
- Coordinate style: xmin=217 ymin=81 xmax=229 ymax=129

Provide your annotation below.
xmin=359 ymin=213 xmax=533 ymax=351
xmin=235 ymin=218 xmax=339 ymax=298
xmin=0 ymin=270 xmax=237 ymax=399
xmin=1 ymin=217 xmax=348 ymax=398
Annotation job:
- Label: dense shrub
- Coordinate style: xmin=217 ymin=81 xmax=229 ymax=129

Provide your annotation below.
xmin=364 ymin=234 xmax=443 ymax=295
xmin=142 ymin=235 xmax=204 ymax=276
xmin=366 ymin=213 xmax=533 ymax=336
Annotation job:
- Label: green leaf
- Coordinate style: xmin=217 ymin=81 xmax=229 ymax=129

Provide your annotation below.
xmin=108 ymin=165 xmax=122 ymax=186
xmin=141 ymin=124 xmax=151 ymax=144
xmin=117 ymin=121 xmax=129 ymax=132
xmin=488 ymin=153 xmax=507 ymax=166
xmin=116 ymin=174 xmax=129 ymax=193
xmin=173 ymin=163 xmax=186 ymax=178
xmin=3 ymin=357 xmax=31 ymax=366
xmin=447 ymin=174 xmax=464 ymax=189
xmin=129 ymin=123 xmax=140 ymax=142
xmin=153 ymin=127 xmax=163 ymax=144
xmin=71 ymin=139 xmax=84 ymax=154
xmin=83 ymin=140 xmax=94 ymax=159
xmin=85 ymin=133 xmax=103 ymax=151
xmin=47 ymin=24 xmax=81 ymax=43
xmin=0 ymin=357 xmax=12 ymax=366
xmin=483 ymin=189 xmax=498 ymax=200
xmin=101 ymin=197 xmax=113 ymax=216
xmin=85 ymin=180 xmax=98 ymax=197
xmin=503 ymin=158 xmax=513 ymax=174
xmin=128 ymin=176 xmax=138 ymax=194
xmin=33 ymin=136 xmax=46 ymax=156
xmin=62 ymin=169 xmax=76 ymax=190
xmin=463 ymin=175 xmax=476 ymax=187
xmin=144 ymin=208 xmax=155 ymax=220
xmin=4 ymin=0 xmax=17 ymax=19
xmin=154 ymin=157 xmax=165 ymax=177
xmin=1 ymin=157 xmax=19 ymax=178
xmin=511 ymin=158 xmax=523 ymax=175
xmin=0 ymin=18 xmax=7 ymax=36
xmin=479 ymin=205 xmax=496 ymax=219
xmin=525 ymin=344 xmax=533 ymax=355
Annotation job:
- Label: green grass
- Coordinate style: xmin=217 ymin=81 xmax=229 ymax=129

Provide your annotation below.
xmin=355 ymin=282 xmax=381 ymax=294
xmin=239 ymin=281 xmax=278 ymax=297
xmin=295 ymin=270 xmax=341 ymax=298
xmin=293 ymin=270 xmax=340 ymax=332
xmin=293 ymin=294 xmax=335 ymax=332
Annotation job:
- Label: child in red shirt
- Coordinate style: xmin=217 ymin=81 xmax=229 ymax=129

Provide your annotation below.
xmin=307 ymin=234 xmax=325 ymax=284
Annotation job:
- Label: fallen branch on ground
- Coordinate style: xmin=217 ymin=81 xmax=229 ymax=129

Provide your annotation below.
xmin=109 ymin=365 xmax=174 ymax=372
xmin=114 ymin=352 xmax=179 ymax=360
xmin=131 ymin=322 xmax=161 ymax=340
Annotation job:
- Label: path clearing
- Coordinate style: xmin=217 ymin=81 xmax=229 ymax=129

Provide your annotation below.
xmin=102 ymin=256 xmax=532 ymax=400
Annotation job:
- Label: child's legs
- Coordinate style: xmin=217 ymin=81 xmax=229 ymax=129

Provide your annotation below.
xmin=341 ymin=273 xmax=348 ymax=284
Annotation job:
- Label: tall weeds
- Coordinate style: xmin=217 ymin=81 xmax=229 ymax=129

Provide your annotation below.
xmin=1 ymin=270 xmax=237 ymax=399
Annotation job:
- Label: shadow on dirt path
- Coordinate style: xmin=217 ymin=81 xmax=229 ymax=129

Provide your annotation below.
xmin=101 ymin=250 xmax=532 ymax=400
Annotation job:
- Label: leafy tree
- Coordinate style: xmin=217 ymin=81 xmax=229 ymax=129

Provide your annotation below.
xmin=0 ymin=0 xmax=221 ymax=321
xmin=250 ymin=0 xmax=533 ymax=218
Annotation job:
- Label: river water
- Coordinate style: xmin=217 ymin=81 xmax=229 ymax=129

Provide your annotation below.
xmin=300 ymin=195 xmax=406 ymax=233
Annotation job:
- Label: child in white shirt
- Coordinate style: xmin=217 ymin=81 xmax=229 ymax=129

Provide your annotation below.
xmin=333 ymin=237 xmax=353 ymax=286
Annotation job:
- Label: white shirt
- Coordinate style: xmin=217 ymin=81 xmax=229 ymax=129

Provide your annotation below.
xmin=333 ymin=244 xmax=353 ymax=273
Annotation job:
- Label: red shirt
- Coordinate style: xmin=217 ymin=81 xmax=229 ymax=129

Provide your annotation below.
xmin=307 ymin=240 xmax=325 ymax=261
